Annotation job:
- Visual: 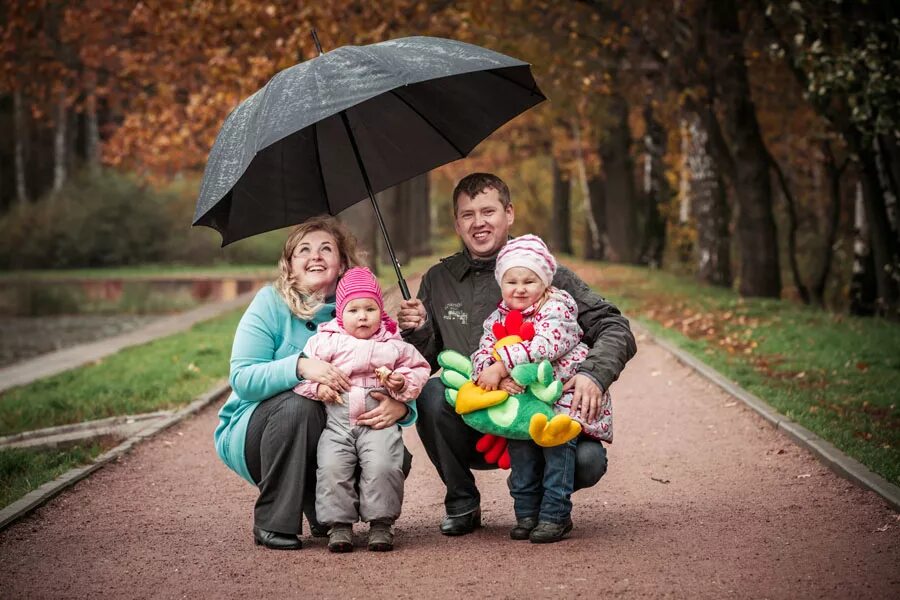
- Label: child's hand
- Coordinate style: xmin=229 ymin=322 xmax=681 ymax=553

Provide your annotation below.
xmin=499 ymin=376 xmax=524 ymax=395
xmin=385 ymin=372 xmax=406 ymax=393
xmin=476 ymin=362 xmax=507 ymax=391
xmin=317 ymin=383 xmax=343 ymax=404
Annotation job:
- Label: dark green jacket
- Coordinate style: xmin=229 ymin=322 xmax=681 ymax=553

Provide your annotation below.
xmin=403 ymin=249 xmax=637 ymax=391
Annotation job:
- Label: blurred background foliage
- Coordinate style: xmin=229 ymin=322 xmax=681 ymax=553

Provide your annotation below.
xmin=1 ymin=0 xmax=898 ymax=317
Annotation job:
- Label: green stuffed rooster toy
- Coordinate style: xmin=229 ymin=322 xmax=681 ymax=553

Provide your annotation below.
xmin=438 ymin=310 xmax=581 ymax=469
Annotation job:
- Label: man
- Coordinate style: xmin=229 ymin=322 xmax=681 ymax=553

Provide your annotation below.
xmin=399 ymin=172 xmax=636 ymax=536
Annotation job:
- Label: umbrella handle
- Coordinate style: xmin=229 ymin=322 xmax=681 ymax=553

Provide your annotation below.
xmin=339 ymin=112 xmax=412 ymax=301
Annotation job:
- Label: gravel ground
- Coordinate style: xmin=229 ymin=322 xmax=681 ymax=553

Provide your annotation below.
xmin=0 ymin=315 xmax=162 ymax=367
xmin=0 ymin=278 xmax=897 ymax=599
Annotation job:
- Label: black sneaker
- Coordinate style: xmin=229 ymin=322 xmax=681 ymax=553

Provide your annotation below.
xmin=528 ymin=519 xmax=573 ymax=544
xmin=509 ymin=516 xmax=539 ymax=540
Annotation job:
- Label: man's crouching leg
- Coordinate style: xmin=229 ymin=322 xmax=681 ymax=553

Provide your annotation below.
xmin=573 ymin=437 xmax=608 ymax=491
xmin=415 ymin=377 xmax=485 ymax=534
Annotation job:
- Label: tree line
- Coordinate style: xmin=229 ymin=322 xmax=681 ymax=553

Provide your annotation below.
xmin=1 ymin=1 xmax=897 ymax=317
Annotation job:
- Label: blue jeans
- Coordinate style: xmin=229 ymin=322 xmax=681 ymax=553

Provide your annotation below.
xmin=415 ymin=378 xmax=609 ymax=517
xmin=507 ymin=438 xmax=577 ymax=524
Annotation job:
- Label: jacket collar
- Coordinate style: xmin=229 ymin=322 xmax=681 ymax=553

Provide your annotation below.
xmin=443 ymin=244 xmax=504 ymax=281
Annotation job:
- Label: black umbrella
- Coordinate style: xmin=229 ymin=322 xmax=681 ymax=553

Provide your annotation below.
xmin=193 ymin=34 xmax=546 ymax=298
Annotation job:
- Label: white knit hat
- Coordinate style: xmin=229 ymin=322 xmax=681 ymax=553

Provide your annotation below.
xmin=495 ymin=234 xmax=557 ymax=287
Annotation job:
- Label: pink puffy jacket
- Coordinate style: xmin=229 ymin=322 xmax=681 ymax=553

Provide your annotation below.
xmin=294 ymin=319 xmax=431 ymax=425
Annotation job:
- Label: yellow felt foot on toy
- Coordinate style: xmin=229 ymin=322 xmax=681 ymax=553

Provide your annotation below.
xmin=529 ymin=413 xmax=582 ymax=447
xmin=455 ymin=382 xmax=509 ymax=415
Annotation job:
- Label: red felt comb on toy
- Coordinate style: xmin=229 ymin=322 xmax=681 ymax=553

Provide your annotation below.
xmin=491 ymin=310 xmax=535 ymax=342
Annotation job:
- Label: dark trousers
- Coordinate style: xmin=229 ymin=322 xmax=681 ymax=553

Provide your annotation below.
xmin=245 ymin=391 xmax=326 ymax=535
xmin=415 ymin=377 xmax=608 ymax=517
xmin=245 ymin=391 xmax=412 ymax=535
xmin=507 ymin=438 xmax=576 ymax=524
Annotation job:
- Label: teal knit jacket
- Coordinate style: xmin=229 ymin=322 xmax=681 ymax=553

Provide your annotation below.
xmin=214 ymin=285 xmax=418 ymax=484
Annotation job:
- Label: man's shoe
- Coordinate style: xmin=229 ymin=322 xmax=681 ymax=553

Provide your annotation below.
xmin=253 ymin=526 xmax=302 ymax=550
xmin=509 ymin=516 xmax=539 ymax=540
xmin=309 ymin=523 xmax=329 ymax=538
xmin=440 ymin=509 xmax=482 ymax=536
xmin=367 ymin=520 xmax=395 ymax=551
xmin=327 ymin=523 xmax=354 ymax=553
xmin=529 ymin=519 xmax=573 ymax=544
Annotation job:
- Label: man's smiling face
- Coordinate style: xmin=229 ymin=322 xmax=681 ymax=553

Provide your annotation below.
xmin=453 ymin=187 xmax=514 ymax=259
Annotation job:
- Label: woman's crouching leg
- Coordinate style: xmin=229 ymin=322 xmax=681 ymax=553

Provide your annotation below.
xmin=245 ymin=391 xmax=326 ymax=534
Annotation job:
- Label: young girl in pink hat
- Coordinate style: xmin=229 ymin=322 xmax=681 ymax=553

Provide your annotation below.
xmin=471 ymin=234 xmax=613 ymax=544
xmin=294 ymin=267 xmax=430 ymax=552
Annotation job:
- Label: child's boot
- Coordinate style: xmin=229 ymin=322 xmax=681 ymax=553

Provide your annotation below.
xmin=367 ymin=519 xmax=394 ymax=551
xmin=327 ymin=523 xmax=353 ymax=553
xmin=529 ymin=518 xmax=573 ymax=544
xmin=509 ymin=516 xmax=538 ymax=540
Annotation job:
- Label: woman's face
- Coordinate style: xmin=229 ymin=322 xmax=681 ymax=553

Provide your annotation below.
xmin=290 ymin=230 xmax=343 ymax=296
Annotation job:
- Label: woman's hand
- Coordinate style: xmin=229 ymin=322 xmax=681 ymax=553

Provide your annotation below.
xmin=475 ymin=362 xmax=507 ymax=391
xmin=317 ymin=383 xmax=342 ymax=404
xmin=298 ymin=357 xmax=351 ymax=392
xmin=356 ymin=392 xmax=409 ymax=429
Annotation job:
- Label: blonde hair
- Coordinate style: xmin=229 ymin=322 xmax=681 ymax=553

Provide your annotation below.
xmin=274 ymin=216 xmax=364 ymax=319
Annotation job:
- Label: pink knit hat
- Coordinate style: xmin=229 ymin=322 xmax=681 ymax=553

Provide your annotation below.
xmin=335 ymin=267 xmax=396 ymax=333
xmin=495 ymin=234 xmax=557 ymax=287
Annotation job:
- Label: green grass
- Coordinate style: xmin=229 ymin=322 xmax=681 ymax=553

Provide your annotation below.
xmin=0 ymin=264 xmax=277 ymax=280
xmin=0 ymin=309 xmax=241 ymax=435
xmin=0 ymin=442 xmax=108 ymax=509
xmin=570 ymin=259 xmax=900 ymax=486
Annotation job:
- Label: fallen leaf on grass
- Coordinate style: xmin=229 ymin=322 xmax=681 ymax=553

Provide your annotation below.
xmin=650 ymin=476 xmax=671 ymax=484
xmin=856 ymin=362 xmax=869 ymax=372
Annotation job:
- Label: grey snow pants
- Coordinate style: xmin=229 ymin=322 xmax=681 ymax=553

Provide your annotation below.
xmin=315 ymin=390 xmax=406 ymax=525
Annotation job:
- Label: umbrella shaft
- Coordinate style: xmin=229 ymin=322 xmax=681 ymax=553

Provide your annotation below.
xmin=339 ymin=111 xmax=411 ymax=300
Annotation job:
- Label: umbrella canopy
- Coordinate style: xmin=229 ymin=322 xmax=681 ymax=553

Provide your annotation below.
xmin=193 ymin=36 xmax=546 ymax=297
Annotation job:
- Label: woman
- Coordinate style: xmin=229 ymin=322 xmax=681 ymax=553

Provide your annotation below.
xmin=214 ymin=216 xmax=416 ymax=550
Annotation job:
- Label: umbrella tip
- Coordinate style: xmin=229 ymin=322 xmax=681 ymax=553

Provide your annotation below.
xmin=311 ymin=28 xmax=324 ymax=56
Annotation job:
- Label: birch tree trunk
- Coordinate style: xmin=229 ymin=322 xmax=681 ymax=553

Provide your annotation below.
xmin=640 ymin=105 xmax=668 ymax=268
xmin=686 ymin=113 xmax=731 ymax=286
xmin=849 ymin=180 xmax=877 ymax=315
xmin=13 ymin=88 xmax=29 ymax=207
xmin=85 ymin=74 xmax=101 ymax=172
xmin=52 ymin=89 xmax=67 ymax=194
xmin=571 ymin=120 xmax=601 ymax=260
xmin=551 ymin=158 xmax=573 ymax=255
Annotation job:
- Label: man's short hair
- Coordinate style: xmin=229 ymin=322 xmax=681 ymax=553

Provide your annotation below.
xmin=452 ymin=173 xmax=511 ymax=215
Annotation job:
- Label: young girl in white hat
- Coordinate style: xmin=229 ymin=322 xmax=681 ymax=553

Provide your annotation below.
xmin=471 ymin=234 xmax=612 ymax=543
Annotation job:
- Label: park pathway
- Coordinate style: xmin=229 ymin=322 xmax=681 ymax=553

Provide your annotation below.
xmin=1 ymin=276 xmax=898 ymax=599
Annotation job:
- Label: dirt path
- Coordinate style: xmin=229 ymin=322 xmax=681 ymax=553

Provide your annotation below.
xmin=1 ymin=280 xmax=898 ymax=599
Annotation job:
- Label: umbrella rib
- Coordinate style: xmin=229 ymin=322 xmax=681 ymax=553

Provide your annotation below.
xmin=312 ymin=121 xmax=330 ymax=211
xmin=388 ymin=90 xmax=466 ymax=157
